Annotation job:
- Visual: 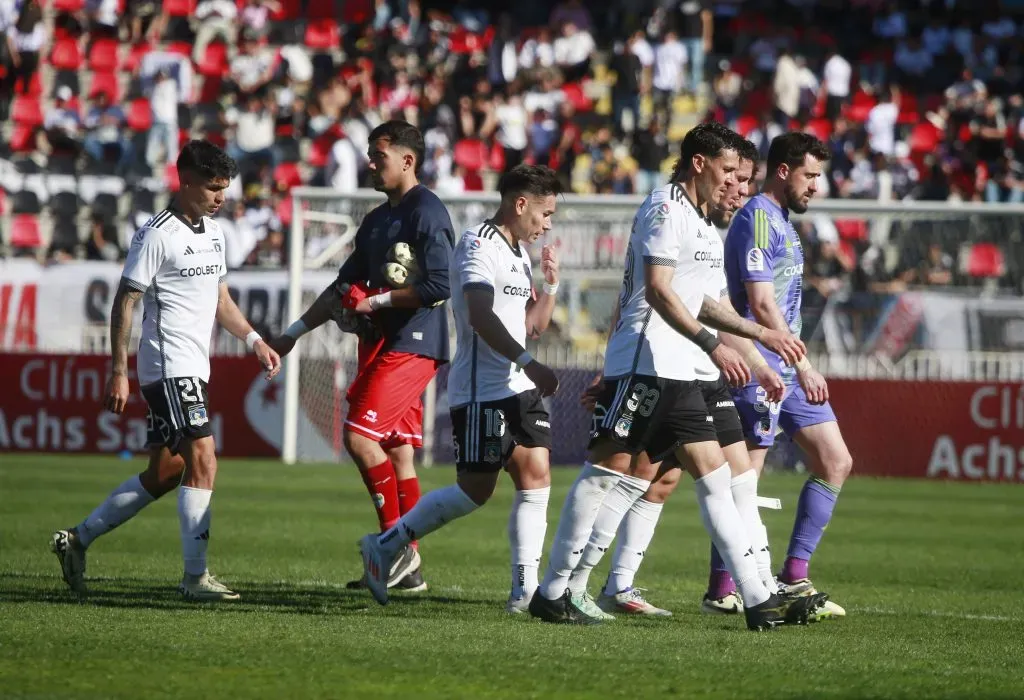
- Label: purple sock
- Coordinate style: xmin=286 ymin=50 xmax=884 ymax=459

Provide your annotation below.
xmin=782 ymin=477 xmax=840 ymax=582
xmin=707 ymin=543 xmax=736 ymax=598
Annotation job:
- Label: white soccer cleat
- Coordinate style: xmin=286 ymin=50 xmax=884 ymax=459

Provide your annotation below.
xmin=505 ymin=590 xmax=533 ymax=614
xmin=571 ymin=591 xmax=616 ymax=621
xmin=777 ymin=578 xmax=846 ymax=620
xmin=178 ymin=572 xmax=240 ymax=602
xmin=51 ymin=529 xmax=87 ymax=593
xmin=387 ymin=546 xmax=421 ymax=588
xmin=599 ymin=587 xmax=672 ymax=617
xmin=359 ymin=533 xmax=393 ymax=605
xmin=701 ymin=591 xmax=744 ymax=615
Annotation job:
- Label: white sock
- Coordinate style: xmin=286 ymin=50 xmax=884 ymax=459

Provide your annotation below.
xmin=178 ymin=486 xmax=212 ymax=577
xmin=539 ymin=462 xmax=621 ymax=601
xmin=379 ymin=485 xmax=479 ymax=558
xmin=694 ymin=464 xmax=770 ymax=607
xmin=77 ymin=475 xmax=156 ymax=548
xmin=606 ymin=497 xmax=663 ymax=595
xmin=509 ymin=486 xmax=550 ymax=600
xmin=568 ymin=473 xmax=649 ymax=594
xmin=731 ymin=469 xmax=776 ymax=591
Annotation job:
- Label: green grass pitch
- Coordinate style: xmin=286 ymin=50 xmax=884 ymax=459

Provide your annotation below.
xmin=2 ymin=455 xmax=1023 ymax=699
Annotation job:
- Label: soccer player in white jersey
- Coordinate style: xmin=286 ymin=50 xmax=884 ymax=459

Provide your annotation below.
xmin=530 ymin=124 xmax=827 ymax=629
xmin=573 ymin=131 xmax=791 ymax=617
xmin=50 ymin=141 xmax=281 ymax=601
xmin=358 ymin=164 xmax=562 ymax=608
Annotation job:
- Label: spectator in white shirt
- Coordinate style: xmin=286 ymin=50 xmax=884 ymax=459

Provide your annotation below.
xmin=552 ymin=21 xmax=595 ymax=82
xmin=326 ymin=135 xmax=358 ymax=192
xmin=45 ymin=85 xmax=83 ymax=155
xmin=147 ymin=68 xmax=179 ymax=167
xmin=652 ymin=29 xmax=686 ymax=125
xmin=6 ymin=0 xmax=45 ymax=97
xmin=866 ymin=87 xmax=899 ymax=157
xmin=494 ymin=92 xmax=529 ymax=171
xmin=227 ymin=94 xmax=276 ymax=173
xmin=822 ymin=49 xmax=851 ymax=120
xmin=230 ymin=33 xmax=276 ymax=96
xmin=773 ymin=47 xmax=800 ymax=120
xmin=192 ymin=0 xmax=238 ymax=64
xmin=519 ymin=27 xmax=555 ymax=72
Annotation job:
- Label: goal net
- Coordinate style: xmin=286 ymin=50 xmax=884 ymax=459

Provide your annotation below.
xmin=283 ymin=189 xmax=1024 ymax=466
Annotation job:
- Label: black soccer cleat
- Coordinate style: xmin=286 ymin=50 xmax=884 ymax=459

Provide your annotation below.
xmin=528 ymin=588 xmax=603 ymax=625
xmin=744 ymin=591 xmax=830 ymax=631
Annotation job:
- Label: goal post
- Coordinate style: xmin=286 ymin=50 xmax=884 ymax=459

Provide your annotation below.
xmin=283 ymin=187 xmax=1024 ymax=465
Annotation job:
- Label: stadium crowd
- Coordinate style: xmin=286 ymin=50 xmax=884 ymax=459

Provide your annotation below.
xmin=1 ymin=0 xmax=1022 ymax=294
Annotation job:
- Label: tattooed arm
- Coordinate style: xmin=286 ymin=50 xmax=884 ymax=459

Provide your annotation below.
xmin=104 ymin=280 xmax=144 ymax=414
xmin=698 ymin=294 xmax=805 ymax=366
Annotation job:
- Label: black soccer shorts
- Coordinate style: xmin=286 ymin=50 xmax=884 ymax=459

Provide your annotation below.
xmin=588 ymin=373 xmax=718 ymax=462
xmin=451 ymin=389 xmax=552 ymax=473
xmin=141 ymin=376 xmax=213 ymax=454
xmin=699 ymin=376 xmax=745 ymax=448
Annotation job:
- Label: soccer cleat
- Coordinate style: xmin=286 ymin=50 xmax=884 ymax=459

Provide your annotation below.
xmin=178 ymin=572 xmax=240 ymax=602
xmin=528 ymin=588 xmax=604 ymax=625
xmin=505 ymin=592 xmax=532 ymax=614
xmin=777 ymin=578 xmax=846 ymax=620
xmin=599 ymin=587 xmax=672 ymax=617
xmin=701 ymin=591 xmax=743 ymax=615
xmin=50 ymin=529 xmax=87 ymax=593
xmin=571 ymin=591 xmax=616 ymax=621
xmin=743 ymin=591 xmax=829 ymax=631
xmin=359 ymin=533 xmax=394 ymax=605
xmin=393 ymin=567 xmax=428 ymax=593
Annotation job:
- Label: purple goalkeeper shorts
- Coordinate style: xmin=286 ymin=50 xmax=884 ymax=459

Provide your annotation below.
xmin=731 ymin=383 xmax=837 ymax=448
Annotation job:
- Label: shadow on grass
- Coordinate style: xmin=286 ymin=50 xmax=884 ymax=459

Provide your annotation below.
xmin=0 ymin=571 xmax=495 ymax=617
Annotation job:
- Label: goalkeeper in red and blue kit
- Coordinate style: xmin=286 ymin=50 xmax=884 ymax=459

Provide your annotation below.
xmin=271 ymin=121 xmax=454 ymax=591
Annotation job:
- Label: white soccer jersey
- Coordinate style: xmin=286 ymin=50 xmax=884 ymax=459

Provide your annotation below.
xmin=448 ymin=222 xmax=536 ymax=407
xmin=603 ymin=183 xmax=723 ymax=382
xmin=120 ymin=209 xmax=227 ymax=386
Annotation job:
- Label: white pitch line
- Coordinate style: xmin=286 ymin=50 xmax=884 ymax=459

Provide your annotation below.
xmin=854 ymin=606 xmax=1019 ymax=623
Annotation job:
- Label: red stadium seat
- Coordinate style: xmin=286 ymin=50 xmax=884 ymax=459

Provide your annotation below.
xmin=964 ymin=243 xmax=1005 ymax=278
xmin=165 ymin=163 xmax=180 ymax=191
xmin=197 ymin=42 xmax=229 ymax=78
xmin=734 ymin=114 xmax=758 ymax=137
xmin=341 ymin=0 xmax=372 ymax=24
xmin=88 ymin=38 xmax=120 ymax=72
xmin=276 ymin=196 xmax=293 ymax=227
xmin=124 ymin=42 xmax=152 ymax=72
xmin=163 ymin=0 xmax=196 ymax=17
xmin=15 ymin=71 xmax=42 ymax=96
xmin=271 ymin=0 xmax=301 ymax=20
xmin=126 ymin=98 xmax=153 ymax=131
xmin=488 ymin=142 xmax=506 ymax=172
xmin=308 ymin=126 xmax=341 ymax=168
xmin=166 ymin=41 xmax=192 ymax=59
xmin=199 ymin=75 xmax=223 ymax=104
xmin=9 ymin=124 xmax=36 ymax=153
xmin=835 ymin=219 xmax=868 ymax=242
xmin=562 ymin=82 xmax=592 ymax=112
xmin=89 ymin=71 xmax=121 ymax=102
xmin=463 ymin=171 xmax=484 ymax=191
xmin=12 ymin=95 xmax=43 ymax=128
xmin=805 ymin=118 xmax=832 ymax=142
xmin=11 ymin=214 xmax=42 ymax=249
xmin=49 ymin=37 xmax=83 ymax=71
xmin=909 ymin=123 xmax=941 ymax=153
xmin=53 ymin=0 xmax=85 ymax=11
xmin=305 ymin=18 xmax=340 ymax=50
xmin=273 ymin=162 xmax=303 ymax=190
xmin=454 ymin=139 xmax=487 ymax=172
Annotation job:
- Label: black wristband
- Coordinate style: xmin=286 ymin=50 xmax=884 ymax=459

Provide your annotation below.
xmin=693 ymin=328 xmax=721 ymax=355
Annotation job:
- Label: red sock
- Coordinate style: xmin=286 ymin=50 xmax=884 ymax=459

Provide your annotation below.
xmin=360 ymin=459 xmax=400 ymax=532
xmin=397 ymin=477 xmax=421 ymax=549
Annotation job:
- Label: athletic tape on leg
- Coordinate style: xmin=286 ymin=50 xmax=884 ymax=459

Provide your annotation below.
xmin=757 ymin=497 xmax=782 ymax=510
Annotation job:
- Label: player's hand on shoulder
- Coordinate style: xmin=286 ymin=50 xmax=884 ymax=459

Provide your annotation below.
xmin=797 ymin=367 xmax=829 ymax=405
xmin=525 ymin=360 xmax=559 ymax=397
xmin=254 ymin=338 xmax=282 ymax=379
xmin=753 ymin=365 xmax=785 ymax=404
xmin=267 ymin=335 xmax=296 ymax=358
xmin=759 ymin=329 xmax=806 ymax=367
xmin=710 ymin=344 xmax=751 ymax=388
xmin=103 ymin=373 xmax=130 ymax=414
xmin=580 ymin=372 xmax=603 ymax=411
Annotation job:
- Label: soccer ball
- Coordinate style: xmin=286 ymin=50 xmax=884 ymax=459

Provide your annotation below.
xmin=382 ymin=261 xmax=410 ymax=288
xmin=388 ymin=242 xmax=417 ymax=271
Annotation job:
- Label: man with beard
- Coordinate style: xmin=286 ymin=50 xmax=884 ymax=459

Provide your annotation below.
xmin=718 ymin=131 xmax=850 ymax=621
